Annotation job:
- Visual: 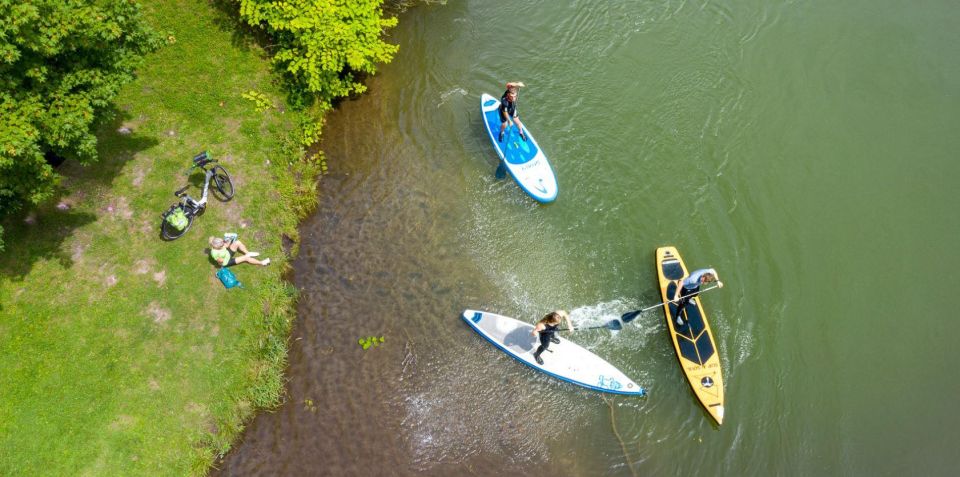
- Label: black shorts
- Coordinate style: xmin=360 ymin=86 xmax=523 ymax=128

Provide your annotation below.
xmin=499 ymin=95 xmax=517 ymax=122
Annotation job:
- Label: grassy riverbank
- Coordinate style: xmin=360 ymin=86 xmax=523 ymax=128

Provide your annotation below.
xmin=0 ymin=0 xmax=320 ymax=474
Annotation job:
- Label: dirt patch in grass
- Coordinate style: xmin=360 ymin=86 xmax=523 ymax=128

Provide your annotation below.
xmin=72 ymin=243 xmax=88 ymax=263
xmin=191 ymin=343 xmax=214 ymax=362
xmin=146 ymin=302 xmax=171 ymax=324
xmin=118 ymin=112 xmax=149 ymax=133
xmin=133 ymin=259 xmax=154 ymax=275
xmin=222 ymin=118 xmax=242 ymax=136
xmin=222 ymin=203 xmax=245 ymax=226
xmin=130 ymin=161 xmax=153 ymax=188
xmin=153 ymin=270 xmax=167 ymax=287
xmin=56 ymin=189 xmax=87 ymax=210
xmin=104 ymin=196 xmax=135 ymax=221
xmin=114 ymin=328 xmax=131 ymax=341
xmin=109 ymin=414 xmax=136 ymax=431
xmin=89 ymin=262 xmax=120 ymax=291
xmin=185 ymin=402 xmax=208 ymax=419
xmin=139 ymin=218 xmax=156 ymax=237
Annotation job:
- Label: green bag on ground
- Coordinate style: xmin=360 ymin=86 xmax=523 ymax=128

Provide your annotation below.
xmin=166 ymin=207 xmax=189 ymax=230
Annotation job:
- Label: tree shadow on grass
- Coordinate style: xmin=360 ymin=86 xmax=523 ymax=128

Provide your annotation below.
xmin=0 ymin=209 xmax=98 ymax=282
xmin=208 ymin=0 xmax=270 ymax=56
xmin=0 ymin=108 xmax=159 ymax=301
xmin=85 ymin=107 xmax=162 ymax=189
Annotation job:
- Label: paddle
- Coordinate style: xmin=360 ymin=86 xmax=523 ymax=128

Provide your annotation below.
xmin=558 ymin=320 xmax=623 ymax=332
xmin=620 ymin=283 xmax=722 ymax=324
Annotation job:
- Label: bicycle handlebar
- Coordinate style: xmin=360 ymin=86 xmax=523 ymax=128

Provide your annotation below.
xmin=184 ymin=151 xmax=217 ymax=175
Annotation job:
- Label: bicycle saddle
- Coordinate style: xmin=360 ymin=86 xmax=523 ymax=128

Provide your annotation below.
xmin=175 ymin=185 xmax=190 ymax=197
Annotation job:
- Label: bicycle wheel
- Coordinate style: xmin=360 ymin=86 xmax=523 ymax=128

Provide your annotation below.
xmin=211 ymin=165 xmax=235 ymax=201
xmin=160 ymin=205 xmax=194 ymax=240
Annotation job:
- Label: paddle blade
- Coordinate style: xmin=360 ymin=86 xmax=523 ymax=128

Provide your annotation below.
xmin=606 ymin=319 xmax=624 ymax=331
xmin=621 ymin=310 xmax=642 ymax=323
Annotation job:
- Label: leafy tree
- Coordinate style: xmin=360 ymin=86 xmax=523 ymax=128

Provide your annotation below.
xmin=237 ymin=0 xmax=399 ymax=115
xmin=0 ymin=0 xmax=162 ymax=249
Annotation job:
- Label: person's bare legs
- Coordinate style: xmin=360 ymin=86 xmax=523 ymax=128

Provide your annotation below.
xmin=234 ymin=255 xmax=270 ymax=266
xmin=514 ymin=117 xmax=526 ymax=140
xmin=228 ymin=239 xmax=252 ymax=255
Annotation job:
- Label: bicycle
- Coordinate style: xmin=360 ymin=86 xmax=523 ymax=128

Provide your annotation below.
xmin=160 ymin=151 xmax=235 ymax=240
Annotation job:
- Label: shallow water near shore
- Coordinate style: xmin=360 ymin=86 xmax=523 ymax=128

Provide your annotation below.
xmin=216 ymin=1 xmax=960 ymax=475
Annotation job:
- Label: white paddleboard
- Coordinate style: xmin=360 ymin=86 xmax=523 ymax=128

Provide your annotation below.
xmin=461 ymin=309 xmax=645 ymax=395
xmin=480 ymin=93 xmax=558 ymax=203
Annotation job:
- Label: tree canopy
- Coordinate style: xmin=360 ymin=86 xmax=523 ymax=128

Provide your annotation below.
xmin=0 ymin=0 xmax=161 ymax=248
xmin=237 ymin=0 xmax=399 ymax=113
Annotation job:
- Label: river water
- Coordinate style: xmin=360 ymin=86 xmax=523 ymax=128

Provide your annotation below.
xmin=216 ymin=1 xmax=960 ymax=475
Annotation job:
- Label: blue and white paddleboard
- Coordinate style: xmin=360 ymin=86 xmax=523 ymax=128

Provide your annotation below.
xmin=480 ymin=93 xmax=558 ymax=203
xmin=461 ymin=309 xmax=645 ymax=396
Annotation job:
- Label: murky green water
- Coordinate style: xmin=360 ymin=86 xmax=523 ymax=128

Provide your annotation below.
xmin=217 ymin=1 xmax=960 ymax=475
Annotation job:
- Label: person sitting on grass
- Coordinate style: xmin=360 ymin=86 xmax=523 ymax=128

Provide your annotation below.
xmin=209 ymin=236 xmax=270 ymax=267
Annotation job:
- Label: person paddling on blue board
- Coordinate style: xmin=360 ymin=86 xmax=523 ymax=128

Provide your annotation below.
xmin=673 ymin=269 xmax=723 ymax=325
xmin=531 ymin=310 xmax=574 ymax=365
xmin=498 ymin=81 xmax=526 ymax=143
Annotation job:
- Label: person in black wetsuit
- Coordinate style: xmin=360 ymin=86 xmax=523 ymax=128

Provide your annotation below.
xmin=531 ymin=310 xmax=574 ymax=365
xmin=498 ymin=81 xmax=527 ymax=142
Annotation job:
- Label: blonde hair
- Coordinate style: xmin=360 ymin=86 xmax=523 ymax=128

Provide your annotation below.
xmin=209 ymin=236 xmax=225 ymax=248
xmin=539 ymin=310 xmax=568 ymax=325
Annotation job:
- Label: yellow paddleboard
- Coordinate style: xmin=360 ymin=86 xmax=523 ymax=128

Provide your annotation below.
xmin=656 ymin=246 xmax=725 ymax=425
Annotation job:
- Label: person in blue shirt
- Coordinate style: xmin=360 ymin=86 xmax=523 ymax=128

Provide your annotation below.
xmin=498 ymin=81 xmax=526 ymax=143
xmin=673 ymin=268 xmax=722 ymax=325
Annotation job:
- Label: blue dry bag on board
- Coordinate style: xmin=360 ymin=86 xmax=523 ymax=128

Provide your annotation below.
xmin=216 ymin=267 xmax=241 ymax=289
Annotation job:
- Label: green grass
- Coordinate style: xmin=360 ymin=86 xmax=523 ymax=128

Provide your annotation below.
xmin=0 ymin=0 xmax=320 ymax=474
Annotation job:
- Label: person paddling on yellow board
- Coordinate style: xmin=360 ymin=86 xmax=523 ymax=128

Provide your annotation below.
xmin=531 ymin=310 xmax=574 ymax=365
xmin=498 ymin=81 xmax=526 ymax=142
xmin=673 ymin=269 xmax=723 ymax=325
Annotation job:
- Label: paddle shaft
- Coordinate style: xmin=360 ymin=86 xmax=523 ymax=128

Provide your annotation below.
xmin=554 ymin=284 xmax=721 ymax=332
xmin=620 ymin=283 xmax=721 ymax=323
xmin=557 ymin=323 xmax=615 ymax=332
xmin=651 ymin=283 xmax=719 ymax=312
